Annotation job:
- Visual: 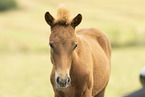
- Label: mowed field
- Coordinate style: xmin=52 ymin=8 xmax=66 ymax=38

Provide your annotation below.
xmin=0 ymin=0 xmax=145 ymax=97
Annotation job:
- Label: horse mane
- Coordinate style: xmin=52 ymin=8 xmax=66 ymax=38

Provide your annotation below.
xmin=55 ymin=5 xmax=70 ymax=25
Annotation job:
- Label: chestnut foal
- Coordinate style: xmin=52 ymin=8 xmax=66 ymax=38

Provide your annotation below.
xmin=45 ymin=6 xmax=111 ymax=97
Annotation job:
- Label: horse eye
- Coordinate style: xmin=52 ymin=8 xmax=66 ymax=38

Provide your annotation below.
xmin=73 ymin=44 xmax=78 ymax=50
xmin=49 ymin=42 xmax=55 ymax=50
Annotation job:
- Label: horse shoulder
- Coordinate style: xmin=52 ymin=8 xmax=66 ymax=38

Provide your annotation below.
xmin=76 ymin=28 xmax=111 ymax=59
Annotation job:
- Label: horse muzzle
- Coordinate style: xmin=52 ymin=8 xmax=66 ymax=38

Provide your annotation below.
xmin=56 ymin=76 xmax=71 ymax=88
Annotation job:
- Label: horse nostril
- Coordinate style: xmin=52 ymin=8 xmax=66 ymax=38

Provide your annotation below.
xmin=56 ymin=77 xmax=60 ymax=84
xmin=67 ymin=77 xmax=71 ymax=84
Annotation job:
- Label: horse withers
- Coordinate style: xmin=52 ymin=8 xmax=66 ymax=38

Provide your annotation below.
xmin=45 ymin=6 xmax=111 ymax=97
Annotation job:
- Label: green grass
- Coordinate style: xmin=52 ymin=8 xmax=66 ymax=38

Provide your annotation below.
xmin=106 ymin=47 xmax=145 ymax=97
xmin=0 ymin=0 xmax=145 ymax=49
xmin=0 ymin=0 xmax=145 ymax=97
xmin=0 ymin=47 xmax=145 ymax=97
xmin=0 ymin=0 xmax=17 ymax=11
xmin=0 ymin=53 xmax=53 ymax=97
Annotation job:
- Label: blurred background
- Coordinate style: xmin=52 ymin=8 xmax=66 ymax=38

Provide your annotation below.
xmin=0 ymin=0 xmax=145 ymax=97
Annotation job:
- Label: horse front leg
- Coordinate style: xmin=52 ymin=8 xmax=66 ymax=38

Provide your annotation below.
xmin=82 ymin=88 xmax=92 ymax=97
xmin=81 ymin=73 xmax=93 ymax=97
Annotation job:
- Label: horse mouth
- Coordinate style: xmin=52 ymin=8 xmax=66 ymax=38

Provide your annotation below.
xmin=56 ymin=82 xmax=71 ymax=88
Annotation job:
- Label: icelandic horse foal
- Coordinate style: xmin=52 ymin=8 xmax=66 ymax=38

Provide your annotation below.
xmin=45 ymin=6 xmax=111 ymax=97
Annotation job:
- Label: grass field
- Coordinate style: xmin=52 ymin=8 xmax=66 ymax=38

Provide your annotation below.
xmin=0 ymin=47 xmax=145 ymax=97
xmin=0 ymin=0 xmax=145 ymax=97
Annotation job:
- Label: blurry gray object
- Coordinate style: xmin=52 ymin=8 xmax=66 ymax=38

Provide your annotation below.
xmin=123 ymin=66 xmax=145 ymax=97
xmin=140 ymin=66 xmax=145 ymax=86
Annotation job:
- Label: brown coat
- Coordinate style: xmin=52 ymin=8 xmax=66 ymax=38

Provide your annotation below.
xmin=45 ymin=6 xmax=111 ymax=97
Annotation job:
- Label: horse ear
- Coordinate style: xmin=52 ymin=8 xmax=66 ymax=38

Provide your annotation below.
xmin=45 ymin=12 xmax=54 ymax=26
xmin=71 ymin=14 xmax=82 ymax=28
